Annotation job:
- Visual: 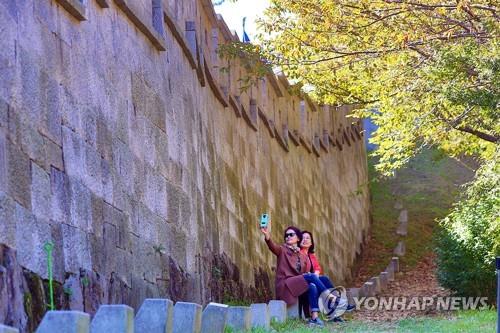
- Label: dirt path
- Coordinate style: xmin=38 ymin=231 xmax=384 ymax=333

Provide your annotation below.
xmin=350 ymin=254 xmax=451 ymax=322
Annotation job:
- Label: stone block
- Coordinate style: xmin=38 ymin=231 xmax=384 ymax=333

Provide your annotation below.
xmin=50 ymin=167 xmax=70 ymax=223
xmin=200 ymin=302 xmax=228 ymax=333
xmin=391 ymin=257 xmax=400 ymax=273
xmin=396 ymin=222 xmax=408 ymax=236
xmin=398 ymin=209 xmax=408 ymax=223
xmin=226 ymin=306 xmax=251 ymax=332
xmin=385 ymin=264 xmax=395 ymax=281
xmin=68 ymin=178 xmax=92 ymax=232
xmin=172 ymin=302 xmax=202 ymax=333
xmin=0 ymin=192 xmax=16 ymax=247
xmin=268 ymin=300 xmax=286 ymax=323
xmin=31 ymin=162 xmax=51 ymax=221
xmin=90 ymin=305 xmax=134 ymax=333
xmin=286 ymin=302 xmax=299 ymax=319
xmin=61 ymin=223 xmax=92 ymax=273
xmin=393 ymin=241 xmax=405 ymax=256
xmin=346 ymin=288 xmax=359 ymax=305
xmin=361 ymin=282 xmax=375 ymax=297
xmin=7 ymin=141 xmax=31 ymax=209
xmin=394 ymin=201 xmax=403 ymax=210
xmin=0 ymin=324 xmax=18 ymax=333
xmin=135 ymin=298 xmax=174 ymax=333
xmin=15 ymin=204 xmax=53 ymax=278
xmin=369 ymin=276 xmax=381 ymax=295
xmin=379 ymin=272 xmax=389 ymax=290
xmin=45 ymin=138 xmax=64 ymax=171
xmin=36 ymin=311 xmax=90 ymax=333
xmin=250 ymin=303 xmax=270 ymax=328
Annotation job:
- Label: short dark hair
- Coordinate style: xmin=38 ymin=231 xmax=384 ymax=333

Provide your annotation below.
xmin=283 ymin=226 xmax=302 ymax=244
xmin=301 ymin=230 xmax=315 ymax=253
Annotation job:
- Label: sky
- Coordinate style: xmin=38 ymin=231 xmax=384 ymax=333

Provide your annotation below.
xmin=213 ymin=0 xmax=270 ymax=41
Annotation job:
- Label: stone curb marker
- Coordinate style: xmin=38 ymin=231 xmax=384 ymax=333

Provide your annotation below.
xmin=1 ymin=300 xmax=289 ymax=333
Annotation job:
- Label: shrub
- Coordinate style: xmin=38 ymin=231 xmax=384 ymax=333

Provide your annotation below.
xmin=435 ymin=152 xmax=500 ymax=303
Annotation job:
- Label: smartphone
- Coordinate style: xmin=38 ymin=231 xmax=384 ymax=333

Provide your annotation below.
xmin=260 ymin=214 xmax=269 ymax=228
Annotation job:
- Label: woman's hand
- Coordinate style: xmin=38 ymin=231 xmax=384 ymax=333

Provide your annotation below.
xmin=260 ymin=219 xmax=271 ymax=240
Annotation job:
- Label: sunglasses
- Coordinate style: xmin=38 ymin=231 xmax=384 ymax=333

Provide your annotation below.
xmin=285 ymin=232 xmax=296 ymax=238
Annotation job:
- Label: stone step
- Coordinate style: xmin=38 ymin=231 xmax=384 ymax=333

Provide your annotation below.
xmin=135 ymin=299 xmax=174 ymax=333
xmin=36 ymin=311 xmax=90 ymax=333
xmin=201 ymin=302 xmax=228 ymax=333
xmin=0 ymin=324 xmax=19 ymax=333
xmin=90 ymin=305 xmax=134 ymax=333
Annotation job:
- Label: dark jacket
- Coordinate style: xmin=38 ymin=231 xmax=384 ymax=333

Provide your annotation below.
xmin=265 ymin=238 xmax=311 ymax=305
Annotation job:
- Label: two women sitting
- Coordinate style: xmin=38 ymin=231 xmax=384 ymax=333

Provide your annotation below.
xmin=260 ymin=220 xmax=354 ymax=327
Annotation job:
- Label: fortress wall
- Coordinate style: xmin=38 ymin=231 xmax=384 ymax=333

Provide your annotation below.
xmin=0 ymin=0 xmax=370 ymax=322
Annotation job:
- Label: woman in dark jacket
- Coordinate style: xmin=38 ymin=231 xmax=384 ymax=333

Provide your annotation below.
xmin=261 ymin=221 xmax=325 ymax=327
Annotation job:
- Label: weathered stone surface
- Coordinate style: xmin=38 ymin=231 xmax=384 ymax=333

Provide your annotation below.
xmin=0 ymin=324 xmax=19 ymax=333
xmin=394 ymin=201 xmax=403 ymax=210
xmin=369 ymin=276 xmax=381 ymax=295
xmin=30 ymin=163 xmax=51 ymax=221
xmin=385 ymin=264 xmax=395 ymax=281
xmin=0 ymin=0 xmax=372 ymax=323
xmin=226 ymin=306 xmax=251 ymax=332
xmin=361 ymin=282 xmax=375 ymax=297
xmin=396 ymin=222 xmax=408 ymax=236
xmin=172 ymin=302 xmax=201 ymax=333
xmin=346 ymin=288 xmax=359 ymax=305
xmin=200 ymin=302 xmax=227 ymax=333
xmin=379 ymin=272 xmax=389 ymax=290
xmin=90 ymin=305 xmax=133 ymax=333
xmin=268 ymin=300 xmax=286 ymax=323
xmin=391 ymin=257 xmax=400 ymax=273
xmin=135 ymin=298 xmax=174 ymax=333
xmin=398 ymin=209 xmax=408 ymax=223
xmin=36 ymin=311 xmax=90 ymax=333
xmin=286 ymin=302 xmax=299 ymax=319
xmin=0 ymin=245 xmax=28 ymax=331
xmin=393 ymin=241 xmax=406 ymax=257
xmin=250 ymin=303 xmax=270 ymax=328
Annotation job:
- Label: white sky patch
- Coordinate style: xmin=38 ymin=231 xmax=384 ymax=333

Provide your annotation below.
xmin=214 ymin=0 xmax=270 ymax=41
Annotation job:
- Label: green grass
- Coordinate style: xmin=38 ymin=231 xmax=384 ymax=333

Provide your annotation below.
xmin=358 ymin=149 xmax=474 ymax=277
xmin=227 ymin=310 xmax=497 ymax=332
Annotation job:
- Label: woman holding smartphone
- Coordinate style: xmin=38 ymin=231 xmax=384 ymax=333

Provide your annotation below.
xmin=261 ymin=219 xmax=326 ymax=327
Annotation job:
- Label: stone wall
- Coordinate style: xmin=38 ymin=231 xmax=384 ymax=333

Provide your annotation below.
xmin=0 ymin=0 xmax=370 ymax=327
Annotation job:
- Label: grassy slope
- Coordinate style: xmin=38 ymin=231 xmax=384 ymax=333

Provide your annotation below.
xmin=354 ymin=149 xmax=475 ymax=282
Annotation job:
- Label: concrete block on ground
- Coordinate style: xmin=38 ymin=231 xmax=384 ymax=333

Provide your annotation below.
xmin=394 ymin=201 xmax=403 ymax=210
xmin=398 ymin=209 xmax=408 ymax=223
xmin=369 ymin=276 xmax=381 ymax=295
xmin=172 ymin=302 xmax=202 ymax=333
xmin=268 ymin=300 xmax=287 ymax=323
xmin=394 ymin=241 xmax=405 ymax=256
xmin=201 ymin=302 xmax=228 ymax=333
xmin=391 ymin=257 xmax=400 ymax=272
xmin=0 ymin=324 xmax=19 ymax=333
xmin=386 ymin=264 xmax=395 ymax=281
xmin=396 ymin=222 xmax=408 ymax=236
xmin=226 ymin=306 xmax=251 ymax=332
xmin=286 ymin=302 xmax=299 ymax=319
xmin=250 ymin=303 xmax=270 ymax=329
xmin=36 ymin=311 xmax=90 ymax=333
xmin=379 ymin=272 xmax=389 ymax=290
xmin=361 ymin=281 xmax=375 ymax=297
xmin=346 ymin=288 xmax=359 ymax=305
xmin=135 ymin=298 xmax=174 ymax=333
xmin=90 ymin=305 xmax=134 ymax=333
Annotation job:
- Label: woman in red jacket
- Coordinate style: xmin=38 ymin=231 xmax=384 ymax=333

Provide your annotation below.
xmin=261 ymin=221 xmax=326 ymax=327
xmin=301 ymin=230 xmax=355 ymax=315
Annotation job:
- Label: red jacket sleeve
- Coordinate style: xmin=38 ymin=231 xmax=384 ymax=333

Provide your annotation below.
xmin=309 ymin=253 xmax=322 ymax=275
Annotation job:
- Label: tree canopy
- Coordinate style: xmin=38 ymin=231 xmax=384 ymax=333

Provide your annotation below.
xmin=223 ymin=0 xmax=499 ymax=174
